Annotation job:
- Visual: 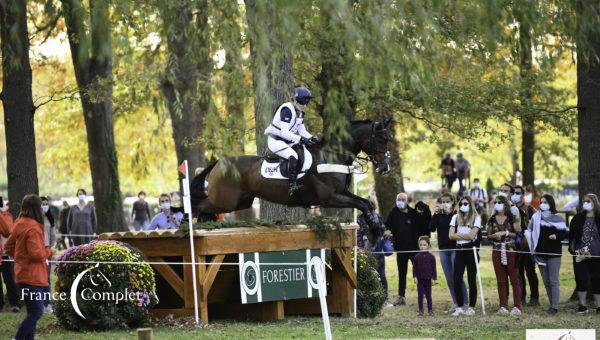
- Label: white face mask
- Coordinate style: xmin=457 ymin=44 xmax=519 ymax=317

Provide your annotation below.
xmin=396 ymin=201 xmax=407 ymax=209
xmin=78 ymin=194 xmax=86 ymax=201
xmin=42 ymin=205 xmax=49 ymax=213
xmin=524 ymin=193 xmax=533 ymax=204
xmin=161 ymin=202 xmax=171 ymax=210
xmin=583 ymin=202 xmax=594 ymax=211
xmin=139 ymin=195 xmax=145 ymax=200
xmin=459 ymin=204 xmax=470 ymax=213
xmin=444 ymin=203 xmax=453 ymax=210
xmin=498 ymin=192 xmax=508 ymax=198
xmin=494 ymin=203 xmax=504 ymax=212
xmin=473 ymin=182 xmax=480 ymax=188
xmin=539 ymin=203 xmax=550 ymax=211
xmin=511 ymin=194 xmax=521 ymax=203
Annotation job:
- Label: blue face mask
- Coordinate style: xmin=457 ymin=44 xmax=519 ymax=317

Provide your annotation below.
xmin=396 ymin=201 xmax=407 ymax=209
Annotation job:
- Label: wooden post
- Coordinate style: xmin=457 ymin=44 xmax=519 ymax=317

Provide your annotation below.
xmin=331 ymin=247 xmax=354 ymax=316
xmin=197 ymin=255 xmax=208 ymax=324
xmin=137 ymin=328 xmax=153 ymax=340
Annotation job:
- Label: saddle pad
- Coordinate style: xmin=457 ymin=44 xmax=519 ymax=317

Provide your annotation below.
xmin=260 ymin=145 xmax=313 ymax=179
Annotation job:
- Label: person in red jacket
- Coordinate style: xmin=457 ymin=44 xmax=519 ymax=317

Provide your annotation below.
xmin=0 ymin=198 xmax=20 ymax=312
xmin=5 ymin=195 xmax=53 ymax=340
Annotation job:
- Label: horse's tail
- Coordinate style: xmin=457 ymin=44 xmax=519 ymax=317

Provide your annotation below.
xmin=190 ymin=160 xmax=218 ymax=205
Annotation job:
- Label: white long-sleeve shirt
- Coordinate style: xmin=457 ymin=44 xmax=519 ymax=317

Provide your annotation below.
xmin=264 ymin=102 xmax=312 ymax=143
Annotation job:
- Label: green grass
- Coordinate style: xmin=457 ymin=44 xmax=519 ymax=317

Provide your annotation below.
xmin=1 ymin=246 xmax=597 ymax=339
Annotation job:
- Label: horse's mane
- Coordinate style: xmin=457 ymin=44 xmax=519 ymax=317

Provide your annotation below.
xmin=350 ymin=119 xmax=373 ymax=126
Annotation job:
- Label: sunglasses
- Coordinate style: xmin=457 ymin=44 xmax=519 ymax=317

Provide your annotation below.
xmin=494 ymin=201 xmax=502 ymax=204
xmin=41 ymin=203 xmax=49 ymax=206
xmin=297 ymin=98 xmax=311 ymax=106
xmin=460 ymin=202 xmax=469 ymax=206
xmin=584 ymin=200 xmax=592 ymax=203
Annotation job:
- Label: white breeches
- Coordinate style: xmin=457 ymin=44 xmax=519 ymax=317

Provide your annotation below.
xmin=267 ymin=137 xmax=298 ymax=160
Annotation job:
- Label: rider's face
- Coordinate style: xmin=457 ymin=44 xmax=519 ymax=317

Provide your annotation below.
xmin=295 ymin=98 xmax=310 ymax=110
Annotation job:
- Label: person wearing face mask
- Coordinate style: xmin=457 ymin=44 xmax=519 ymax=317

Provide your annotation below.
xmin=469 ymin=178 xmax=488 ymax=214
xmin=568 ymin=193 xmax=600 ymax=314
xmin=66 ymin=189 xmax=97 ymax=246
xmin=131 ymin=191 xmax=152 ymax=231
xmin=429 ymin=193 xmax=468 ymax=312
xmin=40 ymin=197 xmax=56 ymax=314
xmin=512 ymin=185 xmax=539 ymax=307
xmin=487 ymin=195 xmax=522 ymax=316
xmin=147 ymin=194 xmax=183 ymax=230
xmin=524 ymin=194 xmax=568 ymax=315
xmin=448 ymin=196 xmax=482 ymax=316
xmin=384 ymin=192 xmax=431 ymax=306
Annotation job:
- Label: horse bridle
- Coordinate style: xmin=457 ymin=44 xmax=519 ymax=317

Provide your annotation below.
xmin=356 ymin=122 xmax=391 ymax=173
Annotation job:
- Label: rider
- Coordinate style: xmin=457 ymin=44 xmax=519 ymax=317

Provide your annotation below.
xmin=264 ymin=86 xmax=320 ymax=195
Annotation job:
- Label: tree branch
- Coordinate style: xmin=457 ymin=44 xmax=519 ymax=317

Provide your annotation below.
xmin=29 ymin=10 xmax=62 ymax=45
xmin=33 ymin=88 xmax=79 ymax=111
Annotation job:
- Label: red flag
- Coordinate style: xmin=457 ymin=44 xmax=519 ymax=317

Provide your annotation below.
xmin=178 ymin=161 xmax=187 ymax=177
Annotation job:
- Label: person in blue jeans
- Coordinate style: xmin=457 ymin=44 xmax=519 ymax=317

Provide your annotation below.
xmin=5 ymin=195 xmax=54 ymax=340
xmin=429 ymin=193 xmax=468 ymax=312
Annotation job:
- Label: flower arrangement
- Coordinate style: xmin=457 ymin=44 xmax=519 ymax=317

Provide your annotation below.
xmin=54 ymin=240 xmax=158 ymax=330
xmin=356 ymin=250 xmax=385 ymax=318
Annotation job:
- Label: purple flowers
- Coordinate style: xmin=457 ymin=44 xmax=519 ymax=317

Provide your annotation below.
xmin=136 ymin=292 xmax=151 ymax=308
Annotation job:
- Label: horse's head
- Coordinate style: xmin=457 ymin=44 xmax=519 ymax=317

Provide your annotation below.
xmin=353 ymin=118 xmax=392 ymax=175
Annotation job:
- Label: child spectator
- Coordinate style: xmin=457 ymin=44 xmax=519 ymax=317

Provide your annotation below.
xmin=413 ymin=236 xmax=437 ymax=316
xmin=5 ymin=195 xmax=54 ymax=339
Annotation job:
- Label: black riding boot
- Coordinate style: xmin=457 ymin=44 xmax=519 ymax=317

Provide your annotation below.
xmin=288 ymin=156 xmax=302 ymax=196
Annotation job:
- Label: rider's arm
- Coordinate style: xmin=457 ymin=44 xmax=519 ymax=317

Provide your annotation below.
xmin=279 ymin=121 xmax=301 ymax=143
xmin=278 ymin=107 xmax=301 ymax=143
xmin=297 ymin=122 xmax=312 ymax=139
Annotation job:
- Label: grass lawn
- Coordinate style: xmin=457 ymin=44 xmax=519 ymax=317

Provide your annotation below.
xmin=1 ymin=246 xmax=597 ymax=339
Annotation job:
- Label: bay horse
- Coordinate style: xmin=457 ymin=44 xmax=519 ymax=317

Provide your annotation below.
xmin=190 ymin=119 xmax=392 ymax=228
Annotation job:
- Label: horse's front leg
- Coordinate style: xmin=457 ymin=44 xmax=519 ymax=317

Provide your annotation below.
xmin=322 ymin=193 xmax=381 ymax=229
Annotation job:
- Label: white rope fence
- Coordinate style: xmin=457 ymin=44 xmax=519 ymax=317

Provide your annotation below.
xmin=3 ymin=246 xmax=598 ymax=266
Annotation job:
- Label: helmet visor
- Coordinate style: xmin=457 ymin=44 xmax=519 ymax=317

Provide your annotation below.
xmin=297 ymin=97 xmax=311 ymax=106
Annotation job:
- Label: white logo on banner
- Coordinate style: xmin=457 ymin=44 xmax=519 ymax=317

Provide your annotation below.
xmin=526 ymin=329 xmax=595 ymax=340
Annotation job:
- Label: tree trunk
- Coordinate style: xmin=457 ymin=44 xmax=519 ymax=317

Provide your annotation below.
xmin=215 ymin=1 xmax=252 ymax=220
xmin=62 ymin=0 xmax=125 ymax=233
xmin=216 ymin=0 xmax=246 ymax=155
xmin=0 ymin=0 xmax=38 ymax=216
xmin=159 ymin=0 xmax=210 ymax=179
xmin=315 ymin=0 xmax=356 ymax=222
xmin=245 ymin=0 xmax=309 ymax=222
xmin=374 ymin=119 xmax=404 ymax=216
xmin=577 ymin=0 xmax=600 ymax=200
xmin=517 ymin=5 xmax=535 ymax=189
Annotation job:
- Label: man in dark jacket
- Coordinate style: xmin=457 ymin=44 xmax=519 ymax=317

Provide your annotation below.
xmin=384 ymin=192 xmax=431 ymax=306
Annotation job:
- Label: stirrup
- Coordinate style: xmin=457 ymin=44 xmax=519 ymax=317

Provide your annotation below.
xmin=289 ymin=183 xmax=303 ymax=196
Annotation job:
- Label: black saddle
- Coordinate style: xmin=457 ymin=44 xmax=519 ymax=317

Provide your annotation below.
xmin=264 ymin=143 xmax=306 ymax=178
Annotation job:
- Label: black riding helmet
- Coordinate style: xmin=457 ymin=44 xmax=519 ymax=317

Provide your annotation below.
xmin=294 ymin=86 xmax=313 ymax=106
